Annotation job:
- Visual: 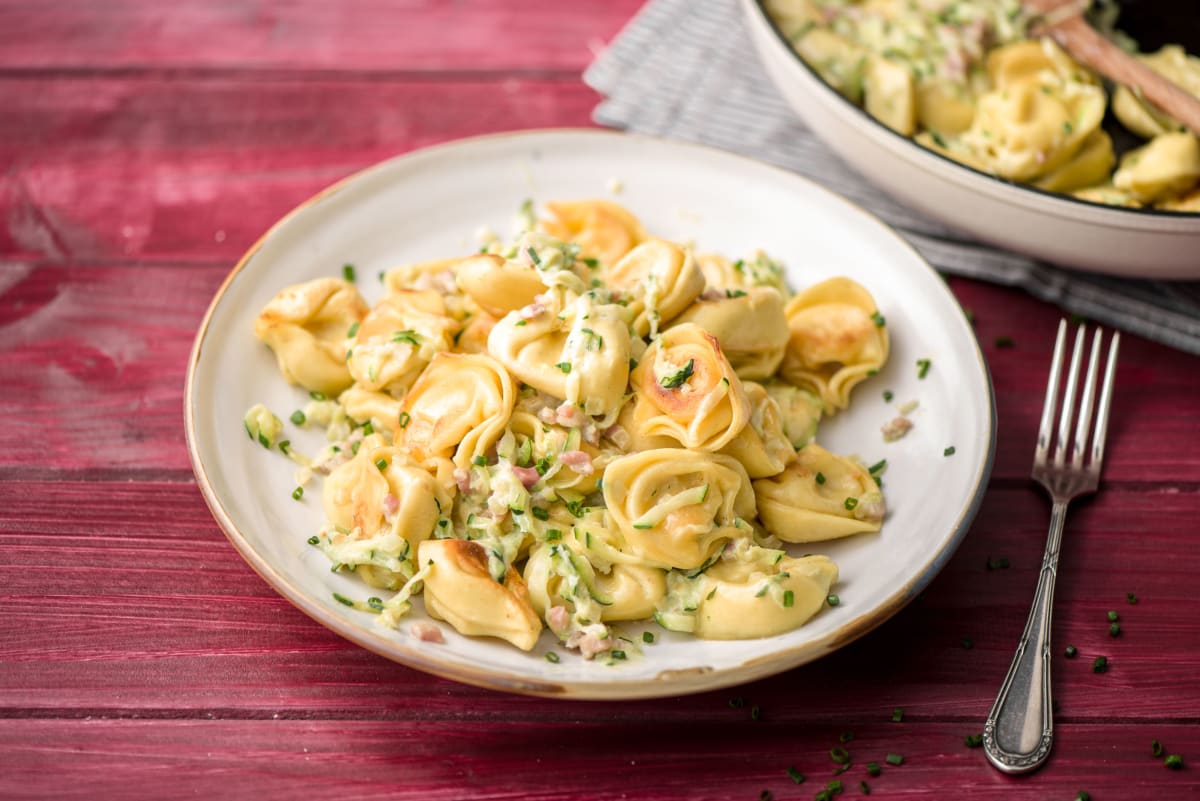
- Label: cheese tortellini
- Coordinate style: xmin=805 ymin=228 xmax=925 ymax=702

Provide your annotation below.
xmin=251 ymin=198 xmax=893 ymax=660
xmin=769 ymin=0 xmax=1200 ymax=211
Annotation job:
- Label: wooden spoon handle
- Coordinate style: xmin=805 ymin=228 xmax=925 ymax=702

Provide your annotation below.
xmin=1048 ymin=15 xmax=1200 ymax=136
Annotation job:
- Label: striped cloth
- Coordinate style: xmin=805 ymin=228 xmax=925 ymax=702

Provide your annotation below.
xmin=584 ymin=0 xmax=1200 ymax=355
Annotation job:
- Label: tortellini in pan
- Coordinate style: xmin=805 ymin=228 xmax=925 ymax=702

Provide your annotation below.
xmin=251 ymin=198 xmax=894 ymax=661
xmin=770 ymin=2 xmax=1200 ymax=210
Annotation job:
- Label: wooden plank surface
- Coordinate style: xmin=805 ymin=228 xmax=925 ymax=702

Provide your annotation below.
xmin=2 ymin=0 xmax=1198 ymax=798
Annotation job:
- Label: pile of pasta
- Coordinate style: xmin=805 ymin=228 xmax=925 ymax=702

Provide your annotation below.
xmin=768 ymin=0 xmax=1200 ymax=211
xmin=247 ymin=199 xmax=889 ymax=659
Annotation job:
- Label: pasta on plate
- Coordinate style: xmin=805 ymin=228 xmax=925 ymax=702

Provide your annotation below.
xmin=766 ymin=0 xmax=1200 ymax=211
xmin=246 ymin=199 xmax=891 ymax=661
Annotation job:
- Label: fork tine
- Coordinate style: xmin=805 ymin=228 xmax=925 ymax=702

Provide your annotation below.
xmin=1070 ymin=329 xmax=1104 ymax=468
xmin=1054 ymin=324 xmax=1087 ymax=466
xmin=1090 ymin=332 xmax=1121 ymax=467
xmin=1035 ymin=320 xmax=1068 ymax=465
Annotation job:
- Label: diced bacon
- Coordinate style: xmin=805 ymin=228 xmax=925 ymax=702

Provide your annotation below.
xmin=857 ymin=497 xmax=886 ymax=522
xmin=604 ymin=424 xmax=632 ymax=451
xmin=453 ymin=468 xmax=472 ymax=493
xmin=381 ymin=493 xmax=399 ymax=517
xmin=576 ymin=630 xmax=615 ymax=661
xmin=518 ymin=302 xmax=546 ymax=320
xmin=537 ymin=407 xmax=558 ymax=425
xmin=555 ymin=402 xmax=586 ymax=428
xmin=881 ymin=416 xmax=914 ymax=442
xmin=411 ymin=621 xmax=445 ymax=644
xmin=547 ymin=605 xmax=570 ymax=636
xmin=943 ymin=46 xmax=968 ymax=80
xmin=512 ymin=465 xmax=541 ymax=488
xmin=559 ymin=450 xmax=594 ymax=475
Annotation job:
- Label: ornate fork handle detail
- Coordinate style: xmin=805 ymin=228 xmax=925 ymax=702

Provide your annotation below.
xmin=983 ymin=499 xmax=1067 ymax=773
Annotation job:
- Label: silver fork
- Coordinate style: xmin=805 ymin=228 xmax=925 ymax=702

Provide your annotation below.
xmin=983 ymin=319 xmax=1120 ymax=774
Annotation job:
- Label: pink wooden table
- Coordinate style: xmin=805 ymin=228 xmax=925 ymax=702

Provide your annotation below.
xmin=1 ymin=2 xmax=1198 ymax=798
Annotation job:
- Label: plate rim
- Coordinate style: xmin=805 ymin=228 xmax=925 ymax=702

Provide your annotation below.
xmin=184 ymin=127 xmax=997 ymax=699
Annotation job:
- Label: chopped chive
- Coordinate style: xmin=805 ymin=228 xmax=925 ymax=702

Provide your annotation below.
xmin=309 ymin=391 xmax=327 ymax=401
xmin=930 ymin=130 xmax=948 ymax=148
xmin=347 ymin=322 xmax=360 ymax=338
xmin=556 ymin=361 xmax=572 ymax=374
xmin=306 ymin=535 xmax=319 ymax=545
xmin=860 ymin=781 xmax=871 ymax=795
xmin=1165 ymin=754 xmax=1183 ymax=769
xmin=1107 ymin=610 xmax=1120 ymax=622
xmin=916 ymin=358 xmax=931 ymax=379
xmin=944 ymin=446 xmax=956 ymax=456
xmin=374 ymin=458 xmax=388 ymax=471
xmin=868 ymin=459 xmax=887 ymax=474
xmin=1074 ymin=793 xmax=1090 ymax=801
xmin=781 ymin=589 xmax=794 ymax=608
xmin=611 ymin=650 xmax=627 ymax=660
xmin=392 ymin=329 xmax=422 ymax=346
xmin=1152 ymin=739 xmax=1164 ymax=757
xmin=830 ymin=747 xmax=849 ymax=765
xmin=883 ymin=389 xmax=894 ymax=402
xmin=866 ymin=761 xmax=881 ymax=777
xmin=1092 ymin=656 xmax=1109 ymax=673
xmin=839 ymin=732 xmax=855 ymax=744
xmin=544 ymin=651 xmax=560 ymax=663
xmin=582 ymin=257 xmax=599 ymax=269
xmin=342 ymin=263 xmax=356 ymax=282
xmin=815 ymin=472 xmax=827 ymax=485
xmin=531 ymin=507 xmax=550 ymax=521
xmin=472 ymin=455 xmax=486 ymax=467
xmin=827 ymin=779 xmax=844 ymax=793
xmin=398 ymin=411 xmax=411 ymax=429
xmin=643 ymin=631 xmax=655 ymax=644
xmin=257 ymin=433 xmax=270 ymax=448
xmin=1127 ymin=592 xmax=1139 ymax=604
xmin=728 ymin=696 xmax=745 ymax=709
xmin=332 ymin=592 xmax=354 ymax=607
xmin=885 ymin=753 xmax=904 ymax=766
xmin=1065 ymin=645 xmax=1078 ymax=658
xmin=659 ymin=359 xmax=695 ymax=389
xmin=827 ymin=594 xmax=840 ymax=607
xmin=292 ymin=486 xmax=304 ymax=501
xmin=526 ymin=247 xmax=542 ymax=266
xmin=871 ymin=310 xmax=886 ymax=327
xmin=786 ymin=766 xmax=805 ymax=784
xmin=290 ymin=410 xmax=306 ymax=425
xmin=1110 ymin=622 xmax=1121 ymax=637
xmin=994 ymin=336 xmax=1014 ymax=348
xmin=844 ymin=497 xmax=858 ymax=511
xmin=750 ymin=704 xmax=761 ymax=721
xmin=965 ymin=733 xmax=983 ymax=748
xmin=892 ymin=707 xmax=904 ymax=722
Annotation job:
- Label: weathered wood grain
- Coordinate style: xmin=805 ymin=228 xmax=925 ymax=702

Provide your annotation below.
xmin=2 ymin=481 xmax=1197 ymax=723
xmin=0 ymin=719 xmax=1196 ymax=801
xmin=0 ymin=0 xmax=644 ymax=73
xmin=0 ymin=77 xmax=602 ymax=264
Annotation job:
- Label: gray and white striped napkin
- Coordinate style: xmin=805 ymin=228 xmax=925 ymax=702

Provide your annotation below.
xmin=584 ymin=0 xmax=1200 ymax=355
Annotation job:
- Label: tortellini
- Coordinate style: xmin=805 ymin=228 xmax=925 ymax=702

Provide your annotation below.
xmin=769 ymin=2 xmax=1200 ymax=210
xmin=603 ymin=448 xmax=756 ymax=570
xmin=754 ymin=443 xmax=886 ymax=542
xmin=780 ymin=277 xmax=888 ymax=414
xmin=669 ymin=286 xmax=789 ymax=380
xmin=252 ymin=198 xmax=893 ymax=660
xmin=254 ymin=277 xmax=367 ymax=396
xmin=419 ymin=539 xmax=543 ymax=651
xmin=624 ymin=323 xmax=750 ymax=451
xmin=394 ymin=352 xmax=515 ymax=470
xmin=1112 ymin=133 xmax=1200 ymax=204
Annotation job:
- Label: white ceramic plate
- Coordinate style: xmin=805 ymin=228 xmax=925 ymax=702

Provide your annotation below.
xmin=186 ymin=129 xmax=995 ymax=699
xmin=741 ymin=0 xmax=1200 ymax=279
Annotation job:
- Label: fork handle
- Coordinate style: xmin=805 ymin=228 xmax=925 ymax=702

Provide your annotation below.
xmin=983 ymin=499 xmax=1068 ymax=773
